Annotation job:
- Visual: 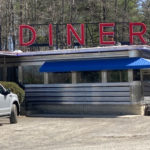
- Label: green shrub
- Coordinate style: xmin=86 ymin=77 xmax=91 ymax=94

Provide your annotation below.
xmin=0 ymin=81 xmax=25 ymax=103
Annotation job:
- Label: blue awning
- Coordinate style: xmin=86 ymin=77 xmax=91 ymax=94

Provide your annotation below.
xmin=40 ymin=57 xmax=150 ymax=72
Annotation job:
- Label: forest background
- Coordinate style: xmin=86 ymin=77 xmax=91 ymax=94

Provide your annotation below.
xmin=0 ymin=0 xmax=150 ymax=51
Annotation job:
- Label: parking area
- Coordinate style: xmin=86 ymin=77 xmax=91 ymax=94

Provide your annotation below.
xmin=1 ymin=115 xmax=150 ymax=150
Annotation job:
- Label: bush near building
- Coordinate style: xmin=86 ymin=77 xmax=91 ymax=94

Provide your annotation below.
xmin=0 ymin=81 xmax=25 ymax=103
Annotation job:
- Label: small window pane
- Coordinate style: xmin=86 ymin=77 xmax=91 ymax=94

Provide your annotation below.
xmin=23 ymin=66 xmax=44 ymax=84
xmin=0 ymin=67 xmax=3 ymax=81
xmin=133 ymin=70 xmax=141 ymax=81
xmin=143 ymin=74 xmax=150 ymax=81
xmin=77 ymin=71 xmax=101 ymax=83
xmin=143 ymin=70 xmax=150 ymax=81
xmin=107 ymin=70 xmax=128 ymax=82
xmin=48 ymin=72 xmax=71 ymax=84
xmin=7 ymin=67 xmax=18 ymax=82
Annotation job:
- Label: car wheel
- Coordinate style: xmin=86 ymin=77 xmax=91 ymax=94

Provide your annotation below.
xmin=10 ymin=104 xmax=18 ymax=124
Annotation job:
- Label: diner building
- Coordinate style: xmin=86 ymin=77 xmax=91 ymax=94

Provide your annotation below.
xmin=1 ymin=45 xmax=150 ymax=115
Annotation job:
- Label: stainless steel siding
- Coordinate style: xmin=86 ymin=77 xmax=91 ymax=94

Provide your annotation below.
xmin=25 ymin=83 xmax=131 ymax=115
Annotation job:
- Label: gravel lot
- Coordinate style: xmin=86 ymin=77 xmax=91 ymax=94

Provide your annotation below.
xmin=1 ymin=115 xmax=150 ymax=150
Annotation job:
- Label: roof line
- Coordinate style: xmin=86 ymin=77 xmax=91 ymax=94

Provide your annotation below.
xmin=0 ymin=45 xmax=150 ymax=57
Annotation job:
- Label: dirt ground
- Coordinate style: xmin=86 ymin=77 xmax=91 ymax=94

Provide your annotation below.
xmin=1 ymin=115 xmax=150 ymax=150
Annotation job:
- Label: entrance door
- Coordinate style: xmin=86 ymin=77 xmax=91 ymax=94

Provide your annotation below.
xmin=141 ymin=70 xmax=150 ymax=99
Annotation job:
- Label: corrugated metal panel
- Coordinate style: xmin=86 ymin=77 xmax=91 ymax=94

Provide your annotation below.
xmin=25 ymin=83 xmax=131 ymax=115
xmin=143 ymin=82 xmax=150 ymax=96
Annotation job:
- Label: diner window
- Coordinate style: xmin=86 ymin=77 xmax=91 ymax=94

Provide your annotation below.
xmin=23 ymin=65 xmax=44 ymax=84
xmin=48 ymin=72 xmax=71 ymax=84
xmin=0 ymin=67 xmax=3 ymax=81
xmin=142 ymin=70 xmax=150 ymax=81
xmin=107 ymin=70 xmax=128 ymax=82
xmin=7 ymin=67 xmax=18 ymax=82
xmin=76 ymin=71 xmax=101 ymax=83
xmin=133 ymin=70 xmax=141 ymax=81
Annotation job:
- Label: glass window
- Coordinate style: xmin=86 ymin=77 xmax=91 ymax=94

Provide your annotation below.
xmin=0 ymin=85 xmax=4 ymax=94
xmin=133 ymin=70 xmax=141 ymax=81
xmin=107 ymin=70 xmax=128 ymax=82
xmin=77 ymin=71 xmax=101 ymax=83
xmin=48 ymin=72 xmax=71 ymax=84
xmin=143 ymin=74 xmax=150 ymax=81
xmin=143 ymin=70 xmax=150 ymax=81
xmin=7 ymin=67 xmax=18 ymax=82
xmin=23 ymin=65 xmax=44 ymax=84
xmin=0 ymin=67 xmax=3 ymax=81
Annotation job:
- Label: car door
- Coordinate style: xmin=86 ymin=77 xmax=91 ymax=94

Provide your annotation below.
xmin=0 ymin=85 xmax=10 ymax=115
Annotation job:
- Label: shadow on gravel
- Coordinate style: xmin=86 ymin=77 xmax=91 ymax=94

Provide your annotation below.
xmin=0 ymin=123 xmax=10 ymax=126
xmin=26 ymin=114 xmax=120 ymax=118
xmin=0 ymin=117 xmax=10 ymax=126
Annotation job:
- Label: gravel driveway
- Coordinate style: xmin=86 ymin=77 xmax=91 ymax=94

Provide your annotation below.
xmin=1 ymin=115 xmax=150 ymax=150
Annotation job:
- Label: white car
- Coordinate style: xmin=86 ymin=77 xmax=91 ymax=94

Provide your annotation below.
xmin=0 ymin=84 xmax=20 ymax=124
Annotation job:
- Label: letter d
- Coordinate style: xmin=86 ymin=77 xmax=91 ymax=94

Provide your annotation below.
xmin=19 ymin=25 xmax=36 ymax=46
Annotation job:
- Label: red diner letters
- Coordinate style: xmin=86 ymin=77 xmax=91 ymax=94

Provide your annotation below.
xmin=67 ymin=24 xmax=85 ymax=45
xmin=99 ymin=23 xmax=115 ymax=45
xmin=49 ymin=24 xmax=53 ymax=46
xmin=19 ymin=23 xmax=147 ymax=46
xmin=19 ymin=25 xmax=36 ymax=46
xmin=129 ymin=22 xmax=147 ymax=44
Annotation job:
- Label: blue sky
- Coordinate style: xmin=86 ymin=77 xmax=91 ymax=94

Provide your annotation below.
xmin=138 ymin=0 xmax=146 ymax=9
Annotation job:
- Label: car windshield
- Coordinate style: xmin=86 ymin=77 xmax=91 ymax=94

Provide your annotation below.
xmin=0 ymin=85 xmax=5 ymax=94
